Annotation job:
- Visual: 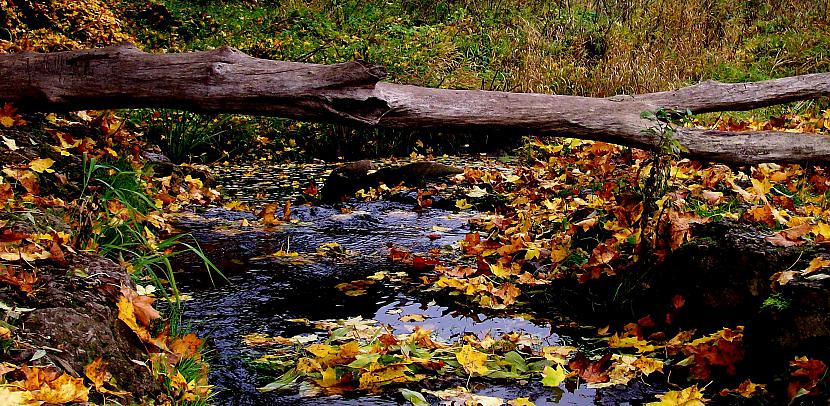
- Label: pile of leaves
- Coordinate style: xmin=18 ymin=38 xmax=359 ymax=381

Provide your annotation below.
xmin=0 ymin=105 xmax=220 ymax=403
xmin=0 ymin=0 xmax=133 ymax=53
xmin=342 ymin=111 xmax=830 ymax=309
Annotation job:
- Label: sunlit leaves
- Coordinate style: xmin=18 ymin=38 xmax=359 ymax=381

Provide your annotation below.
xmin=27 ymin=158 xmax=54 ymax=174
xmin=456 ymin=344 xmax=489 ymax=375
xmin=0 ymin=366 xmax=89 ymax=404
xmin=647 ymin=385 xmax=707 ymax=406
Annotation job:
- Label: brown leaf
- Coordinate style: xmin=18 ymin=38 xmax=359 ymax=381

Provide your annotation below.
xmin=120 ymin=286 xmax=161 ymax=327
xmin=803 ymin=256 xmax=830 ymax=275
xmin=782 ymin=223 xmax=812 ymax=240
xmin=788 ymin=357 xmax=827 ymax=400
xmin=765 ymin=234 xmax=801 ymax=247
xmin=0 ymin=266 xmax=38 ymax=293
xmin=568 ymin=353 xmax=611 ymax=384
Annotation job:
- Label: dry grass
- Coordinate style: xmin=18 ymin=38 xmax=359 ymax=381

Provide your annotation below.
xmin=466 ymin=0 xmax=830 ymax=96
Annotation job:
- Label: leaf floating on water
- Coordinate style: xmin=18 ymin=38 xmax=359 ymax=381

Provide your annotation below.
xmin=456 ymin=344 xmax=489 ymax=376
xmin=400 ymin=388 xmax=429 ymax=406
xmin=507 ymin=398 xmax=536 ymax=406
xmin=399 ymin=313 xmax=428 ymax=322
xmin=541 ymin=364 xmax=568 ymax=387
xmin=647 ymin=385 xmax=707 ymax=406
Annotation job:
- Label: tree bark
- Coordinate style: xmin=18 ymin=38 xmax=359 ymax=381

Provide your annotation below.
xmin=2 ymin=43 xmax=830 ymax=165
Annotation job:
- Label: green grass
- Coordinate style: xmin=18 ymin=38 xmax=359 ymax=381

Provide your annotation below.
xmin=79 ymin=155 xmax=224 ymax=333
xmin=120 ymin=0 xmax=830 ymax=95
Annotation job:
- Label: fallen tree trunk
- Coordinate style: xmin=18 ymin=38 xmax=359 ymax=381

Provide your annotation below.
xmin=2 ymin=43 xmax=830 ymax=165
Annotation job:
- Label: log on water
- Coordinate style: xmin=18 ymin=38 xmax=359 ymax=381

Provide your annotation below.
xmin=2 ymin=43 xmax=830 ymax=165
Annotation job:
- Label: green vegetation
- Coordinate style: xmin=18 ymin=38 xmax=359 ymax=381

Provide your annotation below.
xmin=120 ymin=0 xmax=830 ymax=96
xmin=762 ymin=292 xmax=792 ymax=311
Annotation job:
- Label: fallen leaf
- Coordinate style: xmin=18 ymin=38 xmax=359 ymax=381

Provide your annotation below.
xmin=803 ymin=256 xmax=830 ymax=274
xmin=647 ymin=385 xmax=707 ymax=406
xmin=541 ymin=364 xmax=568 ymax=387
xmin=399 ymin=314 xmax=428 ymax=322
xmin=456 ymin=344 xmax=489 ymax=376
xmin=28 ymin=158 xmax=55 ymax=174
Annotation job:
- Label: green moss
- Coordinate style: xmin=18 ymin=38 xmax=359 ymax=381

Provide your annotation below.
xmin=761 ymin=292 xmax=792 ymax=312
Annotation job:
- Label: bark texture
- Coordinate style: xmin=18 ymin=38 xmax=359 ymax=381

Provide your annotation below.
xmin=2 ymin=43 xmax=830 ymax=164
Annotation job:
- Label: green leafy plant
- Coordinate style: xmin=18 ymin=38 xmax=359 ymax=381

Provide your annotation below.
xmin=79 ymin=155 xmax=223 ymax=333
xmin=637 ymin=108 xmax=691 ymax=253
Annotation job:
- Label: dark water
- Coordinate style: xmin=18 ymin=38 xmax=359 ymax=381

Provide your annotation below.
xmin=178 ymin=159 xmax=655 ymax=405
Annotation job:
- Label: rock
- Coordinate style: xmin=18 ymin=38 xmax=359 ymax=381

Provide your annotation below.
xmin=320 ymin=160 xmax=462 ymax=202
xmin=320 ymin=160 xmax=377 ymax=202
xmin=5 ymin=252 xmax=162 ymax=400
xmin=142 ymin=145 xmax=215 ymax=186
xmin=636 ymin=221 xmax=830 ymax=371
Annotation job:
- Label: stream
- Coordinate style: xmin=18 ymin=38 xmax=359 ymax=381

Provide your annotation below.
xmin=176 ymin=157 xmax=658 ymax=405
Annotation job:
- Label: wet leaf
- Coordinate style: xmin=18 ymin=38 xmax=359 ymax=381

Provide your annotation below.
xmin=719 ymin=379 xmax=766 ymax=398
xmin=507 ymin=398 xmax=536 ymax=406
xmin=400 ymin=388 xmax=429 ymax=406
xmin=540 ymin=364 xmax=568 ymax=387
xmin=399 ymin=314 xmax=428 ymax=322
xmin=803 ymin=256 xmax=830 ymax=274
xmin=358 ymin=364 xmax=408 ymax=391
xmin=456 ymin=344 xmax=489 ymax=376
xmin=647 ymin=385 xmax=706 ymax=406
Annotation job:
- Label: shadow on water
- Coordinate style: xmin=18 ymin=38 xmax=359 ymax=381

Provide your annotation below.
xmin=176 ymin=160 xmax=657 ymax=405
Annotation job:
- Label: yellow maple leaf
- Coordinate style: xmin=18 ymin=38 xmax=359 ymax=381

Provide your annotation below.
xmin=357 ymin=364 xmax=408 ymax=391
xmin=632 ymin=356 xmax=664 ymax=375
xmin=28 ymin=158 xmax=55 ymax=174
xmin=33 ymin=373 xmax=89 ymax=403
xmin=117 ymin=296 xmax=168 ymax=350
xmin=812 ymin=222 xmax=830 ymax=240
xmin=541 ymin=364 xmax=568 ymax=387
xmin=0 ymin=116 xmax=14 ymax=128
xmin=803 ymin=256 xmax=830 ymax=274
xmin=455 ymin=199 xmax=473 ymax=210
xmin=507 ymin=397 xmax=536 ymax=406
xmin=751 ymin=178 xmax=772 ymax=197
xmin=456 ymin=344 xmax=489 ymax=375
xmin=0 ymin=386 xmax=38 ymax=405
xmin=608 ymin=334 xmax=659 ymax=353
xmin=647 ymin=385 xmax=707 ymax=406
xmin=84 ymin=358 xmax=109 ymax=390
xmin=306 ymin=343 xmax=335 ymax=358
